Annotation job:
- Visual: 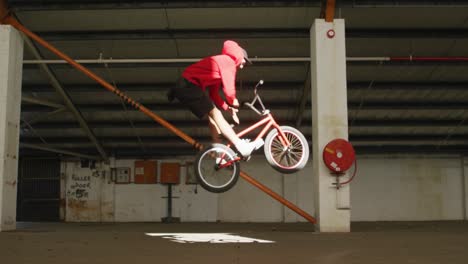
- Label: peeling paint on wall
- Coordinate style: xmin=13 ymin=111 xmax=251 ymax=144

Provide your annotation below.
xmin=64 ymin=161 xmax=113 ymax=222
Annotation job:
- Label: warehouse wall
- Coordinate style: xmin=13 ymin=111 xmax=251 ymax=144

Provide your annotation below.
xmin=61 ymin=156 xmax=314 ymax=223
xmin=351 ymin=155 xmax=465 ymax=221
xmin=62 ymin=161 xmax=113 ymax=222
xmin=61 ymin=154 xmax=467 ymax=222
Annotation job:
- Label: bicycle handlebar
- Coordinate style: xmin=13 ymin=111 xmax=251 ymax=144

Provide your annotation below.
xmin=242 ymin=80 xmax=269 ymax=116
xmin=253 ymin=79 xmax=264 ymax=95
xmin=230 ymin=79 xmax=263 ymax=109
xmin=243 ymin=102 xmax=261 ymax=115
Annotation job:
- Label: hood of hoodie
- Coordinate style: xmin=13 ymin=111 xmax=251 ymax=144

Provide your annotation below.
xmin=221 ymin=40 xmax=245 ymax=66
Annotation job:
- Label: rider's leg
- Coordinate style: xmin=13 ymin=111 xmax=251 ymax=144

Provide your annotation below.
xmin=208 ymin=108 xmax=239 ymax=144
xmin=208 ymin=117 xmax=229 ymax=165
xmin=208 ymin=108 xmax=259 ymax=157
xmin=208 ymin=116 xmax=222 ymax=144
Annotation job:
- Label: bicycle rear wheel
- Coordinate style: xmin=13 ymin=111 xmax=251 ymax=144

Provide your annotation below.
xmin=194 ymin=143 xmax=240 ymax=193
xmin=264 ymin=126 xmax=309 ymax=173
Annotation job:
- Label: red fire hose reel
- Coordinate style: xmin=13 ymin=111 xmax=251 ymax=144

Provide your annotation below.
xmin=323 ymin=138 xmax=356 ymax=174
xmin=323 ymin=138 xmax=357 ymax=188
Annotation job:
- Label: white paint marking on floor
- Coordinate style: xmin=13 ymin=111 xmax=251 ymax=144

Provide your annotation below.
xmin=145 ymin=233 xmax=275 ymax=244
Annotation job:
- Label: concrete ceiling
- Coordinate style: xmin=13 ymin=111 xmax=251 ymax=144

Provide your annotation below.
xmin=9 ymin=0 xmax=468 ymax=159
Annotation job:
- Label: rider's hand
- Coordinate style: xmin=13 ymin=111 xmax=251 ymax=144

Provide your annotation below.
xmin=229 ymin=106 xmax=239 ymax=125
xmin=232 ymin=99 xmax=240 ymax=108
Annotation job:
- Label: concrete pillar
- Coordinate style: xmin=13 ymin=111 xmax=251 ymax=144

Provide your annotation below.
xmin=0 ymin=25 xmax=23 ymax=231
xmin=311 ymin=19 xmax=350 ymax=232
xmin=462 ymin=156 xmax=468 ymax=220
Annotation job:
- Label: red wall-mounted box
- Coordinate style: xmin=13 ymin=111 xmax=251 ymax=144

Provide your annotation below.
xmin=160 ymin=162 xmax=180 ymax=184
xmin=134 ymin=160 xmax=157 ymax=184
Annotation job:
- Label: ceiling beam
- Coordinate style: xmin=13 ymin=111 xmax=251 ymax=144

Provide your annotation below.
xmin=20 ymin=101 xmax=468 ymax=112
xmin=21 ymin=26 xmax=109 ymax=161
xmin=20 ymin=107 xmax=67 ymax=129
xmin=20 ymin=143 xmax=101 ymax=160
xmin=9 ymin=1 xmax=324 ymax=10
xmin=30 ymin=28 xmax=468 ymax=41
xmin=35 ymin=29 xmax=309 ymax=41
xmin=20 ymin=56 xmax=468 ymax=65
xmin=347 ymin=81 xmax=468 ymax=91
xmin=9 ymin=0 xmax=468 ymax=10
xmin=20 ymin=118 xmax=468 ymax=130
xmin=21 ymin=81 xmax=468 ymax=93
xmin=348 ymin=101 xmax=468 ymax=110
xmin=21 ymin=95 xmax=64 ymax=108
xmin=22 ymin=61 xmax=308 ymax=70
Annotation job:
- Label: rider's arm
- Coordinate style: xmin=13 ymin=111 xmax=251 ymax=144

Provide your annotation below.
xmin=208 ymin=84 xmax=229 ymax=110
xmin=215 ymin=57 xmax=237 ymax=108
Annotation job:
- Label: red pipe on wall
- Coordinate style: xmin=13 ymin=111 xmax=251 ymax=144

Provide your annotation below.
xmin=390 ymin=56 xmax=468 ymax=62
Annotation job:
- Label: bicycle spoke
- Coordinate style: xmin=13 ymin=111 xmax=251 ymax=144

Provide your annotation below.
xmin=278 ymin=150 xmax=288 ymax=164
xmin=264 ymin=126 xmax=309 ymax=173
xmin=269 ymin=131 xmax=306 ymax=168
xmin=286 ymin=153 xmax=293 ymax=167
xmin=198 ymin=148 xmax=237 ymax=189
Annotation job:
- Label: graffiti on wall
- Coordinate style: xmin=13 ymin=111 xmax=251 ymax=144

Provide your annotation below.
xmin=67 ymin=174 xmax=91 ymax=200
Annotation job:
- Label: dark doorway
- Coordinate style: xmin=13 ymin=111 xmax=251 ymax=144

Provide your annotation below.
xmin=17 ymin=158 xmax=61 ymax=221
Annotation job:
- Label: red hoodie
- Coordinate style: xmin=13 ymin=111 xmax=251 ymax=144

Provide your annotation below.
xmin=182 ymin=40 xmax=245 ymax=111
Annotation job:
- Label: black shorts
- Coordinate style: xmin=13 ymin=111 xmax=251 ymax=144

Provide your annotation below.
xmin=169 ymin=78 xmax=215 ymax=119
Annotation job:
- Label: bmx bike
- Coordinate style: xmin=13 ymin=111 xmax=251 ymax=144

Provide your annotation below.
xmin=194 ymin=80 xmax=310 ymax=193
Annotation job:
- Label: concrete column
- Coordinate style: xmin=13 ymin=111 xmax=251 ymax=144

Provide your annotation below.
xmin=311 ymin=19 xmax=350 ymax=232
xmin=0 ymin=25 xmax=23 ymax=231
xmin=462 ymin=156 xmax=468 ymax=220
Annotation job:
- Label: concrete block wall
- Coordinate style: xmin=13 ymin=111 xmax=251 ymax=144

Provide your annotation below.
xmin=61 ymin=156 xmax=314 ymax=222
xmin=60 ymin=154 xmax=467 ymax=222
xmin=352 ymin=155 xmax=465 ymax=221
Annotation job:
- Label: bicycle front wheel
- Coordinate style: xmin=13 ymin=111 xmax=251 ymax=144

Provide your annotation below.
xmin=194 ymin=143 xmax=240 ymax=193
xmin=264 ymin=126 xmax=309 ymax=173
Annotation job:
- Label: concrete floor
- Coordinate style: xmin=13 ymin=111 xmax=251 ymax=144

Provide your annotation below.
xmin=1 ymin=221 xmax=467 ymax=264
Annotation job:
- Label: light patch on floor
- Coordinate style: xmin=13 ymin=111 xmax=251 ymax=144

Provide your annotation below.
xmin=145 ymin=233 xmax=275 ymax=244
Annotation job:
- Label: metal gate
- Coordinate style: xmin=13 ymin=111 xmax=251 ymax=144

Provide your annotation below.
xmin=17 ymin=158 xmax=61 ymax=221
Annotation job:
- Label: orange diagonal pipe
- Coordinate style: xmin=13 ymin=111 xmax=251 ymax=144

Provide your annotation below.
xmin=0 ymin=11 xmax=316 ymax=224
xmin=325 ymin=0 xmax=336 ymax=22
xmin=240 ymin=172 xmax=316 ymax=223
